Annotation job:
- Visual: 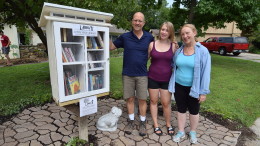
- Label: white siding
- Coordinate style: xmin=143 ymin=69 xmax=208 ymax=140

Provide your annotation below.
xmin=31 ymin=31 xmax=43 ymax=45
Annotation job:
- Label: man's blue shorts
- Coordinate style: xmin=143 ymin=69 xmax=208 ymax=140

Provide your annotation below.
xmin=1 ymin=46 xmax=10 ymax=55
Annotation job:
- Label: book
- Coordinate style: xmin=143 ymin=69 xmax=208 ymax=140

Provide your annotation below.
xmin=87 ymin=53 xmax=94 ymax=69
xmin=61 ymin=28 xmax=67 ymax=42
xmin=88 ymin=73 xmax=103 ymax=91
xmin=62 ymin=49 xmax=68 ymax=62
xmin=64 ymin=72 xmax=69 ymax=95
xmin=89 ymin=74 xmax=93 ymax=91
xmin=67 ymin=47 xmax=76 ymax=61
xmin=95 ymin=37 xmax=101 ymax=49
xmin=90 ymin=37 xmax=98 ymax=49
xmin=88 ymin=74 xmax=92 ymax=91
xmin=64 ymin=70 xmax=72 ymax=95
xmin=97 ymin=32 xmax=104 ymax=49
xmin=64 ymin=47 xmax=73 ymax=62
xmin=87 ymin=37 xmax=93 ymax=49
xmin=68 ymin=75 xmax=80 ymax=94
xmin=64 ymin=70 xmax=80 ymax=95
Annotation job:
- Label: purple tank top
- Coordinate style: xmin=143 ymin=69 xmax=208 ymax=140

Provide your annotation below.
xmin=148 ymin=42 xmax=174 ymax=82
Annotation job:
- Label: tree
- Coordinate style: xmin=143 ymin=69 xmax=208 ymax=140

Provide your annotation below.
xmin=169 ymin=0 xmax=260 ymax=37
xmin=0 ymin=0 xmax=74 ymax=49
xmin=197 ymin=0 xmax=260 ymax=37
xmin=0 ymin=0 xmax=167 ymax=51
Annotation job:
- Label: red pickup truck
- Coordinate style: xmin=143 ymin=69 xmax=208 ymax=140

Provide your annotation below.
xmin=201 ymin=37 xmax=249 ymax=56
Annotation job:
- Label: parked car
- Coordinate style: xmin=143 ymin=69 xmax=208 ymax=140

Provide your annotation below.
xmin=201 ymin=37 xmax=249 ymax=56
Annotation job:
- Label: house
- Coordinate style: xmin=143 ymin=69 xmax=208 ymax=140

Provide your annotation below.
xmin=1 ymin=24 xmax=128 ymax=59
xmin=149 ymin=22 xmax=242 ymax=42
xmin=2 ymin=22 xmax=241 ymax=59
xmin=109 ymin=25 xmax=128 ymax=41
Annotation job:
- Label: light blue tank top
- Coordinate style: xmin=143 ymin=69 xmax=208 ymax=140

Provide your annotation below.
xmin=175 ymin=52 xmax=195 ymax=86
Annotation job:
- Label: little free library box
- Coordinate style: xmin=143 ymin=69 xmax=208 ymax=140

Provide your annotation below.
xmin=39 ymin=2 xmax=113 ymax=106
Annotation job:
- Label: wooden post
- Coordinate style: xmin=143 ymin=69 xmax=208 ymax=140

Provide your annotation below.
xmin=79 ymin=115 xmax=89 ymax=141
xmin=64 ymin=104 xmax=88 ymax=141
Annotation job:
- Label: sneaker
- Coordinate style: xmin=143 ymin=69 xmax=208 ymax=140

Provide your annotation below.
xmin=173 ymin=131 xmax=185 ymax=143
xmin=189 ymin=131 xmax=198 ymax=144
xmin=139 ymin=121 xmax=147 ymax=136
xmin=125 ymin=119 xmax=134 ymax=135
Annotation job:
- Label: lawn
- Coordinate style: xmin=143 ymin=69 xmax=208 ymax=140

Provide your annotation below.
xmin=0 ymin=63 xmax=52 ymax=116
xmin=0 ymin=54 xmax=259 ymax=127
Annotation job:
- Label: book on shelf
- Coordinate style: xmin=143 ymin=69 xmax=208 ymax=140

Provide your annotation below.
xmin=97 ymin=32 xmax=104 ymax=49
xmin=87 ymin=53 xmax=95 ymax=69
xmin=68 ymin=75 xmax=80 ymax=94
xmin=64 ymin=70 xmax=80 ymax=95
xmin=64 ymin=72 xmax=70 ymax=95
xmin=95 ymin=37 xmax=101 ymax=49
xmin=61 ymin=28 xmax=67 ymax=42
xmin=86 ymin=37 xmax=93 ymax=49
xmin=88 ymin=73 xmax=103 ymax=91
xmin=63 ymin=47 xmax=75 ymax=62
xmin=67 ymin=47 xmax=76 ymax=61
xmin=90 ymin=37 xmax=99 ymax=49
xmin=62 ymin=50 xmax=68 ymax=62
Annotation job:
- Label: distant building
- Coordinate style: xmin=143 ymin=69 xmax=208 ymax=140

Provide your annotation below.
xmin=109 ymin=25 xmax=128 ymax=41
xmin=1 ymin=24 xmax=128 ymax=59
xmin=149 ymin=22 xmax=242 ymax=42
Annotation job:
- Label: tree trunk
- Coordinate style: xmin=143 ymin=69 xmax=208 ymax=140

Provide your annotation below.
xmin=187 ymin=0 xmax=197 ymax=24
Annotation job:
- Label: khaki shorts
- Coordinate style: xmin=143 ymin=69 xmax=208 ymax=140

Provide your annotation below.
xmin=123 ymin=75 xmax=148 ymax=100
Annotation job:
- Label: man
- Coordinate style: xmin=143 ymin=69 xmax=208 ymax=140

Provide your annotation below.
xmin=110 ymin=12 xmax=154 ymax=136
xmin=0 ymin=30 xmax=12 ymax=66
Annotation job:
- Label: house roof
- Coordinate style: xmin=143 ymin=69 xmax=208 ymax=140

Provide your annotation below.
xmin=39 ymin=2 xmax=114 ymax=27
xmin=149 ymin=29 xmax=159 ymax=36
xmin=109 ymin=25 xmax=128 ymax=34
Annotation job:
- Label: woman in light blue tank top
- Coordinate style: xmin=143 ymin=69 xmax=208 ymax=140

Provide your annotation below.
xmin=170 ymin=24 xmax=211 ymax=144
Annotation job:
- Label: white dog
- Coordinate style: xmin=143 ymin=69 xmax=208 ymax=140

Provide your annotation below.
xmin=96 ymin=106 xmax=122 ymax=131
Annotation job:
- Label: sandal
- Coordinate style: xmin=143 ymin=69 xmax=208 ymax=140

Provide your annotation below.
xmin=167 ymin=126 xmax=175 ymax=136
xmin=154 ymin=127 xmax=163 ymax=136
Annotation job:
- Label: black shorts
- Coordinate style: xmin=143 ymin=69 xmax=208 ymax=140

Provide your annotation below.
xmin=148 ymin=78 xmax=169 ymax=90
xmin=1 ymin=46 xmax=10 ymax=55
xmin=174 ymin=83 xmax=200 ymax=115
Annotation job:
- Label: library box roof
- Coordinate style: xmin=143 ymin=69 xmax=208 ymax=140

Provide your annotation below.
xmin=39 ymin=2 xmax=114 ymax=27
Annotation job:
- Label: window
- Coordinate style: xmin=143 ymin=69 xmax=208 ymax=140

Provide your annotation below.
xmin=234 ymin=37 xmax=248 ymax=43
xmin=205 ymin=38 xmax=213 ymax=42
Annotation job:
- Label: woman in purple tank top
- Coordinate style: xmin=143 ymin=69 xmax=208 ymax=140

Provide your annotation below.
xmin=148 ymin=22 xmax=178 ymax=136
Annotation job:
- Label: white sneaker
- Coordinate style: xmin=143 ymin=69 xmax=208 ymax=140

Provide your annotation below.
xmin=189 ymin=131 xmax=198 ymax=144
xmin=173 ymin=131 xmax=185 ymax=143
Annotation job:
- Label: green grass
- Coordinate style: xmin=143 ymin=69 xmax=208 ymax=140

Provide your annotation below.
xmin=110 ymin=57 xmax=123 ymax=98
xmin=109 ymin=55 xmax=260 ymax=127
xmin=203 ymin=54 xmax=260 ymax=127
xmin=0 ymin=63 xmax=52 ymax=116
xmin=0 ymin=55 xmax=259 ymax=127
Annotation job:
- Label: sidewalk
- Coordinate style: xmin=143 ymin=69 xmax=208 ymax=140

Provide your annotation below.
xmin=0 ymin=98 xmax=241 ymax=146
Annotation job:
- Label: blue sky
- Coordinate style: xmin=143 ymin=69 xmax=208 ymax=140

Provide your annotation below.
xmin=166 ymin=0 xmax=174 ymax=7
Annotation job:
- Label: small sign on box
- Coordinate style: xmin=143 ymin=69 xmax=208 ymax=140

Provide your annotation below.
xmin=73 ymin=24 xmax=97 ymax=36
xmin=80 ymin=96 xmax=97 ymax=117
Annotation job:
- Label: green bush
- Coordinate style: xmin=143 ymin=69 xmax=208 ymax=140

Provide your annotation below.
xmin=110 ymin=48 xmax=124 ymax=57
xmin=66 ymin=137 xmax=87 ymax=146
xmin=249 ymin=24 xmax=260 ymax=54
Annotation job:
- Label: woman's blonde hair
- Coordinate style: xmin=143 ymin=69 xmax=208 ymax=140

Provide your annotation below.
xmin=180 ymin=24 xmax=198 ymax=41
xmin=158 ymin=22 xmax=175 ymax=42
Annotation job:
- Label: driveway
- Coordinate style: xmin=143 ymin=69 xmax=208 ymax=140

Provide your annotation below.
xmin=224 ymin=53 xmax=260 ymax=63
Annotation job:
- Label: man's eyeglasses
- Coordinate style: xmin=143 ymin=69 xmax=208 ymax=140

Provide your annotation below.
xmin=132 ymin=19 xmax=144 ymax=23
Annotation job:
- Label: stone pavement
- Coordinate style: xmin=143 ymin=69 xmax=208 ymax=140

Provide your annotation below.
xmin=0 ymin=98 xmax=241 ymax=146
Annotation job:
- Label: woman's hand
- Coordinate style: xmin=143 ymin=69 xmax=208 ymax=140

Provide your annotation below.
xmin=198 ymin=95 xmax=206 ymax=103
